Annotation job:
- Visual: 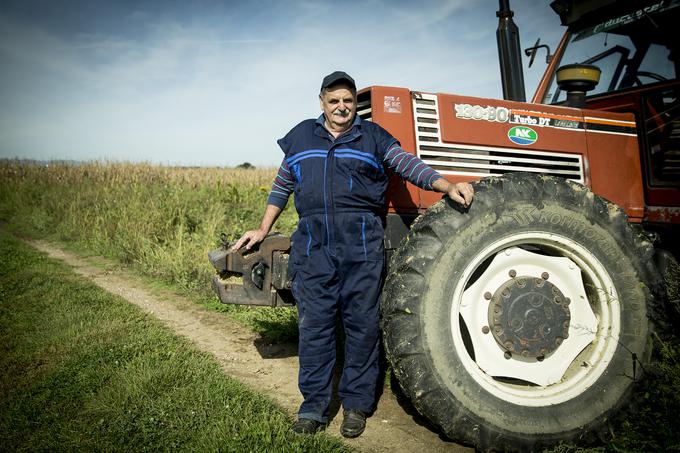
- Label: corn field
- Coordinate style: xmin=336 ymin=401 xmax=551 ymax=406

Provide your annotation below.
xmin=0 ymin=160 xmax=298 ymax=298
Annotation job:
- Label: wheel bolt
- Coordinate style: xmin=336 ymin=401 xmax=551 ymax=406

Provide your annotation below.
xmin=509 ymin=269 xmax=516 ymax=278
xmin=542 ymin=272 xmax=549 ymax=280
xmin=504 ymin=351 xmax=512 ymax=360
xmin=482 ymin=326 xmax=490 ymax=334
xmin=484 ymin=292 xmax=492 ymax=300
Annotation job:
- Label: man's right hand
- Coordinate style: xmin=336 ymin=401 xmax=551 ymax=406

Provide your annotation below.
xmin=231 ymin=229 xmax=268 ymax=251
xmin=231 ymin=204 xmax=283 ymax=251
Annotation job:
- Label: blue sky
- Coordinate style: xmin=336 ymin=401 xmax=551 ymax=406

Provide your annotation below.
xmin=0 ymin=0 xmax=565 ymax=167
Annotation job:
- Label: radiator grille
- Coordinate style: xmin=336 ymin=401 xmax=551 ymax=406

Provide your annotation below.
xmin=412 ymin=93 xmax=584 ymax=182
xmin=357 ymin=91 xmax=372 ymax=121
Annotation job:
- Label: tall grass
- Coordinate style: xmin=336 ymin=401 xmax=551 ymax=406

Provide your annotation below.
xmin=1 ymin=160 xmax=297 ymax=291
xmin=0 ymin=160 xmax=300 ymax=338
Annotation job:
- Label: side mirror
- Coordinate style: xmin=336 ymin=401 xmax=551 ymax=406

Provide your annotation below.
xmin=524 ymin=38 xmax=553 ymax=68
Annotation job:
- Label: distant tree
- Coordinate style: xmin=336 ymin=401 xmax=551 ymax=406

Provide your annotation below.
xmin=236 ymin=162 xmax=255 ymax=169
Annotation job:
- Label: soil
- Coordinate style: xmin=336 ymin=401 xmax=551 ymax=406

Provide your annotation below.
xmin=28 ymin=240 xmax=472 ymax=453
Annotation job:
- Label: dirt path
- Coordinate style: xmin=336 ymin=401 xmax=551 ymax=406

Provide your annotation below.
xmin=29 ymin=240 xmax=472 ymax=453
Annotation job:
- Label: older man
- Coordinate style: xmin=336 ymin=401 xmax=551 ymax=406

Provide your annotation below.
xmin=233 ymin=71 xmax=473 ymax=438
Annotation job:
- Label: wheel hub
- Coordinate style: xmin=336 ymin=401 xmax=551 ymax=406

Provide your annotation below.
xmin=459 ymin=246 xmax=599 ymax=387
xmin=488 ymin=276 xmax=571 ymax=358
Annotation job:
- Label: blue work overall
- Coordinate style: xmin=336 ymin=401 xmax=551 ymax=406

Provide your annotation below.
xmin=279 ymin=116 xmax=396 ymax=423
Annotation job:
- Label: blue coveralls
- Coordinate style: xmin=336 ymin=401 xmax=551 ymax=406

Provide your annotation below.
xmin=268 ymin=115 xmax=442 ymax=423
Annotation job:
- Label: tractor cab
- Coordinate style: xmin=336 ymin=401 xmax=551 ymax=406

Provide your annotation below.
xmin=535 ymin=0 xmax=680 ymax=221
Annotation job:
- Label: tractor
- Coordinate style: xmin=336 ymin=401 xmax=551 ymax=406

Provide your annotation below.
xmin=209 ymin=0 xmax=679 ymax=450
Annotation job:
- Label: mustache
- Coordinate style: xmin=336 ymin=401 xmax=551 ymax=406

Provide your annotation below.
xmin=333 ymin=109 xmax=350 ymax=116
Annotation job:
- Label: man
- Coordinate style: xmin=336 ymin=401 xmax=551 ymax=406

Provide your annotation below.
xmin=233 ymin=71 xmax=473 ymax=438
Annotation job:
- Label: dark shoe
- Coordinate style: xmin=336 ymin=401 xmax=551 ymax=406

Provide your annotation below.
xmin=340 ymin=409 xmax=366 ymax=438
xmin=291 ymin=418 xmax=326 ymax=434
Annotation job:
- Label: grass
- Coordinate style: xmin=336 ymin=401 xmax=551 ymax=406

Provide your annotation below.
xmin=0 ymin=160 xmax=300 ymax=342
xmin=0 ymin=231 xmax=350 ymax=452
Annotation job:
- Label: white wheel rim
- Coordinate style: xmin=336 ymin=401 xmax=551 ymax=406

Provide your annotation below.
xmin=451 ymin=232 xmax=621 ymax=406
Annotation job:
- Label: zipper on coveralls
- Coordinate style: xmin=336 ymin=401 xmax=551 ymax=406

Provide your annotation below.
xmin=324 ymin=147 xmax=335 ymax=252
xmin=324 ymin=127 xmax=358 ymax=254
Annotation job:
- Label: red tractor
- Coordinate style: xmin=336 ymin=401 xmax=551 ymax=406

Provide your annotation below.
xmin=210 ymin=0 xmax=679 ymax=450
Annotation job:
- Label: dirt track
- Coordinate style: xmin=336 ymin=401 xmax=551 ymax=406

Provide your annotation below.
xmin=29 ymin=240 xmax=472 ymax=453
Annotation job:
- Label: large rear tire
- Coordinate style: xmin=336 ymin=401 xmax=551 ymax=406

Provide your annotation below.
xmin=382 ymin=173 xmax=661 ymax=452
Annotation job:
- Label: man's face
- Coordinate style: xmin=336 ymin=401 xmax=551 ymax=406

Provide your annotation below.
xmin=319 ymin=84 xmax=356 ymax=132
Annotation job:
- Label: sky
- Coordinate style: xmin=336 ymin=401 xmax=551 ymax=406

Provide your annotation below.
xmin=0 ymin=0 xmax=565 ymax=168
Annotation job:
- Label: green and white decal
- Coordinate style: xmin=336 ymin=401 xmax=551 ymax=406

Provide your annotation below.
xmin=508 ymin=126 xmax=537 ymax=145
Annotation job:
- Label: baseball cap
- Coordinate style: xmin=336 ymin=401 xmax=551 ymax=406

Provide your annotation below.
xmin=320 ymin=71 xmax=356 ymax=92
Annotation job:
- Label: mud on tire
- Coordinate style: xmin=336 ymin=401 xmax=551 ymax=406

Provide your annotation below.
xmin=381 ymin=173 xmax=662 ymax=452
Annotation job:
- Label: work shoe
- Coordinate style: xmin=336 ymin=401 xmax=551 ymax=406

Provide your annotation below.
xmin=290 ymin=418 xmax=326 ymax=435
xmin=340 ymin=409 xmax=366 ymax=438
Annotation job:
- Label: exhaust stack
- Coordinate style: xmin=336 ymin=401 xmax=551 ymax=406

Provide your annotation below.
xmin=496 ymin=0 xmax=526 ymax=102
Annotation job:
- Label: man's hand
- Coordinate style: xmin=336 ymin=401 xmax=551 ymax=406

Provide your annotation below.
xmin=231 ymin=228 xmax=268 ymax=251
xmin=231 ymin=204 xmax=283 ymax=251
xmin=432 ymin=178 xmax=474 ymax=207
xmin=447 ymin=182 xmax=474 ymax=207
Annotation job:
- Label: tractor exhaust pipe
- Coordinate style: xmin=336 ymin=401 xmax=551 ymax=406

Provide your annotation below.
xmin=496 ymin=0 xmax=526 ymax=102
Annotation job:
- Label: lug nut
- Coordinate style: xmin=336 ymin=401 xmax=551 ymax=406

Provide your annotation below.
xmin=484 ymin=292 xmax=492 ymax=300
xmin=504 ymin=351 xmax=512 ymax=360
xmin=482 ymin=326 xmax=490 ymax=334
xmin=509 ymin=269 xmax=517 ymax=278
xmin=542 ymin=272 xmax=549 ymax=280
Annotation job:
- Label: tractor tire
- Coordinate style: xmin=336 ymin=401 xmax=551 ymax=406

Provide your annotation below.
xmin=381 ymin=173 xmax=662 ymax=452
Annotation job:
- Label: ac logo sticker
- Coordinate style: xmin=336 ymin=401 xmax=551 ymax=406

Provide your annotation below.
xmin=508 ymin=126 xmax=537 ymax=145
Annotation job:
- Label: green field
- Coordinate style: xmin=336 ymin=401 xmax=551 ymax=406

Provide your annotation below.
xmin=0 ymin=231 xmax=349 ymax=452
xmin=1 ymin=160 xmax=679 ymax=452
xmin=0 ymin=160 xmax=300 ymax=342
